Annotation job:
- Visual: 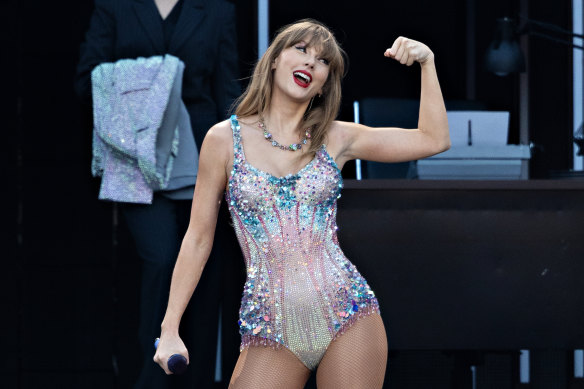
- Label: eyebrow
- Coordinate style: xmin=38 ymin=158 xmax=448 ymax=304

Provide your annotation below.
xmin=296 ymin=40 xmax=327 ymax=54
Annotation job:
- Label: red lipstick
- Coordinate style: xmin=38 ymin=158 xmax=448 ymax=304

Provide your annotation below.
xmin=292 ymin=70 xmax=312 ymax=88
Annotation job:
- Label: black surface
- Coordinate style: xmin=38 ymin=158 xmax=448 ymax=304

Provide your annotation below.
xmin=337 ymin=180 xmax=584 ymax=350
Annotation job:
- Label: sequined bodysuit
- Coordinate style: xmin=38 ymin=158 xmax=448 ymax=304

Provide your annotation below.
xmin=226 ymin=116 xmax=380 ymax=370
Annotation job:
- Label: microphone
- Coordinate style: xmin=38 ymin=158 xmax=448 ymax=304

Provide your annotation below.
xmin=154 ymin=338 xmax=188 ymax=375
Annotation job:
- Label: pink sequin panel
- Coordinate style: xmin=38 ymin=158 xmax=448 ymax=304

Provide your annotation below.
xmin=226 ymin=116 xmax=379 ymax=370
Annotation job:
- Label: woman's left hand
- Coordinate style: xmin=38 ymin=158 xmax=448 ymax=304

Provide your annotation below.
xmin=384 ymin=37 xmax=434 ymax=66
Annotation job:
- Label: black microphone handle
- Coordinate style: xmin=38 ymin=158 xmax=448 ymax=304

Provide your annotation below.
xmin=167 ymin=354 xmax=188 ymax=375
xmin=154 ymin=338 xmax=188 ymax=375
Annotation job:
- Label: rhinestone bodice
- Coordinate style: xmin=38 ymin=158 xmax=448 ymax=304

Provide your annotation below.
xmin=226 ymin=116 xmax=379 ymax=369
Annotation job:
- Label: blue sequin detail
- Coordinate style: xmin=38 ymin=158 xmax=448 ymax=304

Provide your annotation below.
xmin=226 ymin=115 xmax=379 ymax=371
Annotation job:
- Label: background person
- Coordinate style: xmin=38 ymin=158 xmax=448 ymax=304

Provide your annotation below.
xmin=74 ymin=0 xmax=240 ymax=387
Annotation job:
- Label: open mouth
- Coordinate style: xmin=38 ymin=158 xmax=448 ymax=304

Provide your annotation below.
xmin=293 ymin=71 xmax=312 ymax=88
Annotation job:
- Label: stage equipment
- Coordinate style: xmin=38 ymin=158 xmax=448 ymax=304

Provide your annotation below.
xmin=485 ymin=15 xmax=584 ymax=170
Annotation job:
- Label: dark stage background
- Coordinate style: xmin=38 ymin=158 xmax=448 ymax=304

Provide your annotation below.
xmin=2 ymin=0 xmax=581 ymax=388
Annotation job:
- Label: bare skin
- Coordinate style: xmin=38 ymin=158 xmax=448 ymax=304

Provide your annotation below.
xmin=154 ymin=36 xmax=449 ymax=383
xmin=154 ymin=0 xmax=179 ymax=20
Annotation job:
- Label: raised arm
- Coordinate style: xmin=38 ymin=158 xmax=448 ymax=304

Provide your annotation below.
xmin=335 ymin=37 xmax=450 ymax=166
xmin=153 ymin=121 xmax=231 ymax=374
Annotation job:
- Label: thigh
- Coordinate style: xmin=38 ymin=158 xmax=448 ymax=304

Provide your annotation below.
xmin=229 ymin=346 xmax=311 ymax=389
xmin=316 ymin=313 xmax=388 ymax=389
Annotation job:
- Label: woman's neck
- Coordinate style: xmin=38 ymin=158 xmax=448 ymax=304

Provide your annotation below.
xmin=264 ymin=93 xmax=310 ymax=136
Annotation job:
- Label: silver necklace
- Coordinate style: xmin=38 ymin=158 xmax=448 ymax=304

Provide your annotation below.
xmin=258 ymin=118 xmax=311 ymax=151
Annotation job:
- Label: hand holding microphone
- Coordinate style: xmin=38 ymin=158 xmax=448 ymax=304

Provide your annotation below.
xmin=153 ymin=337 xmax=189 ymax=375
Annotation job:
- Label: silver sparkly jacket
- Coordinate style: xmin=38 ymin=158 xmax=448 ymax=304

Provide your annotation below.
xmin=91 ymin=54 xmax=197 ymax=203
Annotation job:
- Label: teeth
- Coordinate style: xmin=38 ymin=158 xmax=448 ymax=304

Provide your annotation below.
xmin=293 ymin=71 xmax=311 ymax=83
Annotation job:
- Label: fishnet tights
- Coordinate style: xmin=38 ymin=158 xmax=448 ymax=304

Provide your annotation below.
xmin=317 ymin=313 xmax=387 ymax=388
xmin=229 ymin=345 xmax=311 ymax=389
xmin=228 ymin=314 xmax=387 ymax=389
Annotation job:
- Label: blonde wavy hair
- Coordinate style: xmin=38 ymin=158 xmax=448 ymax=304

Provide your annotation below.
xmin=234 ymin=19 xmax=346 ymax=152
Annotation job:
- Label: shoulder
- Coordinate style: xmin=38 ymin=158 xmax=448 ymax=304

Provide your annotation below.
xmin=206 ymin=0 xmax=235 ymax=11
xmin=326 ymin=120 xmax=361 ymax=146
xmin=198 ymin=120 xmax=234 ymax=170
xmin=89 ymin=0 xmax=133 ymax=20
xmin=204 ymin=119 xmax=233 ymax=149
xmin=205 ymin=0 xmax=235 ymax=19
xmin=325 ymin=120 xmax=365 ymax=163
xmin=328 ymin=120 xmax=353 ymax=133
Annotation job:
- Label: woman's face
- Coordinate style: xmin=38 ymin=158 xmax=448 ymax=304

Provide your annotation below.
xmin=271 ymin=40 xmax=330 ymax=103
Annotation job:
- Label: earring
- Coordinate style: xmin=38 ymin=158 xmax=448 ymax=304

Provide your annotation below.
xmin=307 ymin=96 xmax=315 ymax=111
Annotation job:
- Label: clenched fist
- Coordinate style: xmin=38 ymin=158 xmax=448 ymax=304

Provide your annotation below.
xmin=384 ymin=36 xmax=434 ymax=66
xmin=153 ymin=334 xmax=189 ymax=375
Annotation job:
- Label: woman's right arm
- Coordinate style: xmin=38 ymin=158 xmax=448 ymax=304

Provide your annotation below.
xmin=153 ymin=121 xmax=232 ymax=374
xmin=74 ymin=0 xmax=116 ymax=101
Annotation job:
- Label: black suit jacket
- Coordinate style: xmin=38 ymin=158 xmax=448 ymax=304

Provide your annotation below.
xmin=75 ymin=0 xmax=240 ymax=149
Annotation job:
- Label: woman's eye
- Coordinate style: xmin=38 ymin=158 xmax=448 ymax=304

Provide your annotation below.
xmin=320 ymin=58 xmax=330 ymax=65
xmin=295 ymin=46 xmax=306 ymax=52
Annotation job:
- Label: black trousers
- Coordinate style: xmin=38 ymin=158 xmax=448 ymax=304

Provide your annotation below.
xmin=120 ymin=193 xmax=233 ymax=389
